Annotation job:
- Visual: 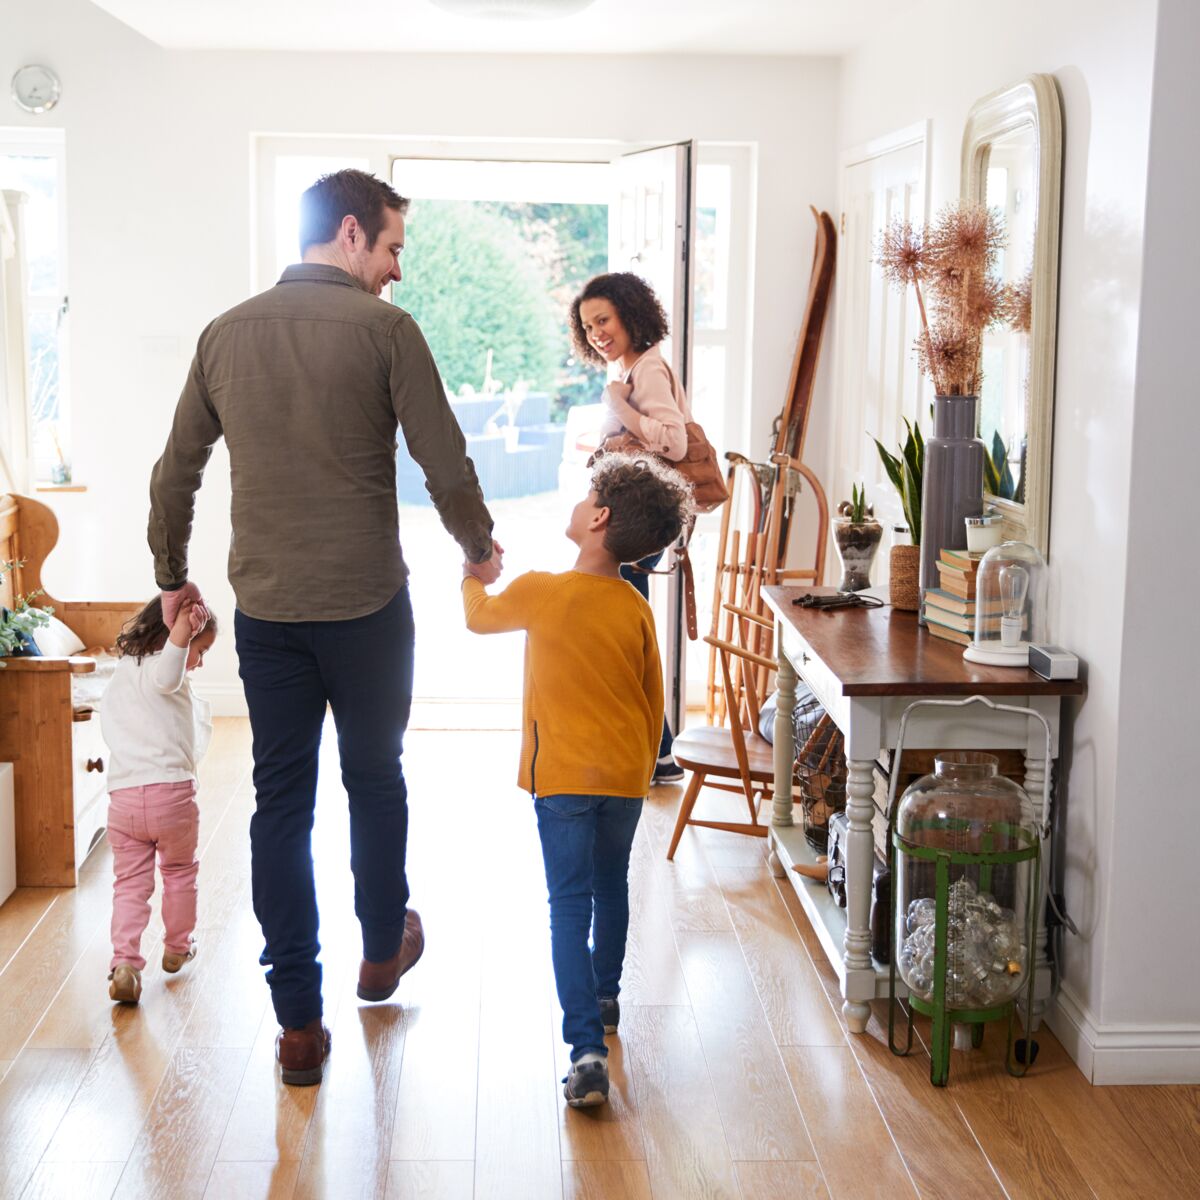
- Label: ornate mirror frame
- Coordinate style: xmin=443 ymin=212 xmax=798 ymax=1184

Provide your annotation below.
xmin=961 ymin=73 xmax=1063 ymax=555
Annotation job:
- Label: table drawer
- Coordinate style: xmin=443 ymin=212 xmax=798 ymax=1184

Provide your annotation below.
xmin=71 ymin=712 xmax=109 ymax=817
xmin=780 ymin=623 xmax=845 ymax=727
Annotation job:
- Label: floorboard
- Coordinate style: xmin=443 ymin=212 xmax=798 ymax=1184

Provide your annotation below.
xmin=0 ymin=717 xmax=1193 ymax=1199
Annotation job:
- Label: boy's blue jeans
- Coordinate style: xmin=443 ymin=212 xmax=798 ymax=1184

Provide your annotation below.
xmin=534 ymin=792 xmax=644 ymax=1061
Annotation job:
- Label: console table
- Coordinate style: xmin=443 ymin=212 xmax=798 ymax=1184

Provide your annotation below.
xmin=761 ymin=586 xmax=1085 ymax=1034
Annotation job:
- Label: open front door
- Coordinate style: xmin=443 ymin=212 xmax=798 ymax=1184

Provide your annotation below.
xmin=610 ymin=141 xmax=696 ymax=737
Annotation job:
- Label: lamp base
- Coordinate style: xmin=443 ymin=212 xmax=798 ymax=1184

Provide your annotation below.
xmin=962 ymin=641 xmax=1030 ymax=667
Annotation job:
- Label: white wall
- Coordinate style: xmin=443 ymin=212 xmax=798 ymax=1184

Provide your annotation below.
xmin=1108 ymin=0 xmax=1200 ymax=1062
xmin=0 ymin=0 xmax=839 ymax=706
xmin=837 ymin=0 xmax=1200 ymax=1082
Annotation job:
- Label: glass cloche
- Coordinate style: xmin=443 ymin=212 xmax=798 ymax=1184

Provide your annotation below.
xmin=962 ymin=541 xmax=1047 ymax=667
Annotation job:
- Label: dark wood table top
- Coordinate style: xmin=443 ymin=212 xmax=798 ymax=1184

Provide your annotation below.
xmin=762 ymin=586 xmax=1086 ymax=698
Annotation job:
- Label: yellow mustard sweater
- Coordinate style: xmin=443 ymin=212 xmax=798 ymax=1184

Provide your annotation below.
xmin=462 ymin=571 xmax=664 ymax=798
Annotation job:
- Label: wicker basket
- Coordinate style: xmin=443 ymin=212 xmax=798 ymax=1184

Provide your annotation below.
xmin=889 ymin=544 xmax=921 ymax=611
xmin=793 ymin=685 xmax=847 ymax=852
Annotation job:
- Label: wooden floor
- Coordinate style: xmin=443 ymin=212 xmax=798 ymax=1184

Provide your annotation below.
xmin=0 ymin=717 xmax=1196 ymax=1199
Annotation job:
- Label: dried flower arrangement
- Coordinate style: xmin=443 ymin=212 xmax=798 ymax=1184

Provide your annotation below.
xmin=877 ymin=202 xmax=1014 ymax=396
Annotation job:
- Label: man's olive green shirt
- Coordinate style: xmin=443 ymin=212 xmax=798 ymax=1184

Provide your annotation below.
xmin=149 ymin=264 xmax=494 ymax=622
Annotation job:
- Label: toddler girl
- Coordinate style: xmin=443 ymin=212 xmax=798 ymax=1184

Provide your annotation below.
xmin=101 ymin=594 xmax=215 ymax=1004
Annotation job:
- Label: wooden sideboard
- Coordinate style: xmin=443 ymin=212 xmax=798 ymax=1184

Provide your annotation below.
xmin=1 ymin=493 xmax=140 ymax=885
xmin=761 ymin=586 xmax=1085 ymax=1034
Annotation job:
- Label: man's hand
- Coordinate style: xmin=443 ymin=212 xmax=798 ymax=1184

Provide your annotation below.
xmin=162 ymin=581 xmax=204 ymax=627
xmin=464 ymin=539 xmax=504 ymax=586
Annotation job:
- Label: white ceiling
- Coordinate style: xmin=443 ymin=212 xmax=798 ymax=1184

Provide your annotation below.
xmin=88 ymin=0 xmax=910 ymax=55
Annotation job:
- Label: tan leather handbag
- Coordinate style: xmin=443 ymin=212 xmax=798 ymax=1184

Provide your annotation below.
xmin=596 ymin=423 xmax=729 ymax=513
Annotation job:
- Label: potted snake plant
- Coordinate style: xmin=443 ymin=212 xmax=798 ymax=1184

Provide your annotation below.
xmin=872 ymin=419 xmax=923 ymax=610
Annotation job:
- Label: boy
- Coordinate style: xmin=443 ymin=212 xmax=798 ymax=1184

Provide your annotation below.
xmin=462 ymin=453 xmax=694 ymax=1107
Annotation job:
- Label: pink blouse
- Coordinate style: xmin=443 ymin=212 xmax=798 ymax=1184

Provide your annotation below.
xmin=598 ymin=345 xmax=692 ymax=462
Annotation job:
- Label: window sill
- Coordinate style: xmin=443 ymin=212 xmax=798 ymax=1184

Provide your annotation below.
xmin=34 ymin=484 xmax=87 ymax=493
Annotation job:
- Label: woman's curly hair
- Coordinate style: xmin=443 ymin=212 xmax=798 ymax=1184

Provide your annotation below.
xmin=590 ymin=452 xmax=695 ymax=565
xmin=115 ymin=595 xmax=218 ymax=663
xmin=569 ymin=273 xmax=670 ymax=367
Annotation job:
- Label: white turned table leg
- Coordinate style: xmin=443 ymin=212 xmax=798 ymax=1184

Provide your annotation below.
xmin=772 ymin=649 xmax=797 ymax=827
xmin=842 ymin=757 xmax=876 ymax=1034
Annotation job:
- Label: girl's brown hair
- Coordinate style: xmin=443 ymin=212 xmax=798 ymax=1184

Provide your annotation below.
xmin=569 ymin=272 xmax=669 ymax=367
xmin=115 ymin=596 xmax=218 ymax=663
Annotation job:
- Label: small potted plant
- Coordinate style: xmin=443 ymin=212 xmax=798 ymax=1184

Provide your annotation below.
xmin=832 ymin=483 xmax=882 ymax=592
xmin=0 ymin=559 xmax=51 ymax=664
xmin=873 ymin=418 xmax=923 ymax=610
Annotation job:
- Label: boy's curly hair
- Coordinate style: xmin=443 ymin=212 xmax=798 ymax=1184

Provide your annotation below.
xmin=569 ymin=273 xmax=670 ymax=367
xmin=591 ymin=453 xmax=695 ymax=565
xmin=115 ymin=595 xmax=218 ymax=663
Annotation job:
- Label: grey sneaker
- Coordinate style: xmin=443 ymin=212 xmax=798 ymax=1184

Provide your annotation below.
xmin=563 ymin=1053 xmax=609 ymax=1107
xmin=599 ymin=996 xmax=620 ymax=1035
xmin=108 ymin=964 xmax=142 ymax=1005
xmin=652 ymin=759 xmax=685 ymax=784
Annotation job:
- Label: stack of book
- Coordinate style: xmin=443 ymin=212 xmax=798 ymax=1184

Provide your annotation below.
xmin=923 ymin=548 xmax=983 ymax=646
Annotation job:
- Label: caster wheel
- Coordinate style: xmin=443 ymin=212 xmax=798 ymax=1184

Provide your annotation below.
xmin=1014 ymin=1038 xmax=1039 ymax=1065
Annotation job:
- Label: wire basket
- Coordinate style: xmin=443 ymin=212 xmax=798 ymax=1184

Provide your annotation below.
xmin=793 ymin=684 xmax=847 ymax=852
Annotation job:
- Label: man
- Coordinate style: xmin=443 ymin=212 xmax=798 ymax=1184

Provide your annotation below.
xmin=148 ymin=169 xmax=500 ymax=1086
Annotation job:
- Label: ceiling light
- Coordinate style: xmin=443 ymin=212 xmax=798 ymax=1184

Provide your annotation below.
xmin=429 ymin=0 xmax=597 ymax=18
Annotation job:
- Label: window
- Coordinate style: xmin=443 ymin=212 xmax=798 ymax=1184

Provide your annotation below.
xmin=0 ymin=132 xmax=69 ymax=484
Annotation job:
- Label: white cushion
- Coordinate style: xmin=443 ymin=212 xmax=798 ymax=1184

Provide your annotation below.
xmin=34 ymin=612 xmax=86 ymax=657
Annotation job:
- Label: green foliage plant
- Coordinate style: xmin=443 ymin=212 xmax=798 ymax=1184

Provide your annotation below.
xmin=849 ymin=482 xmax=867 ymax=524
xmin=0 ymin=559 xmax=51 ymax=665
xmin=872 ymin=417 xmax=924 ymax=546
xmin=983 ymin=429 xmax=1020 ymax=501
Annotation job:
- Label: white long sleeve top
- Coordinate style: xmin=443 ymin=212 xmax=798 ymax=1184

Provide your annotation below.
xmin=598 ymin=345 xmax=692 ymax=462
xmin=100 ymin=641 xmax=213 ymax=791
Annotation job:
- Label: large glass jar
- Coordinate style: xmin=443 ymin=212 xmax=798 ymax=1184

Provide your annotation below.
xmin=894 ymin=752 xmax=1036 ymax=1010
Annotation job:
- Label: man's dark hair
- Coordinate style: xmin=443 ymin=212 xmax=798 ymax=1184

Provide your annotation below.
xmin=116 ymin=595 xmax=219 ymax=663
xmin=299 ymin=169 xmax=410 ymax=254
xmin=569 ymin=272 xmax=670 ymax=366
xmin=591 ymin=453 xmax=695 ymax=565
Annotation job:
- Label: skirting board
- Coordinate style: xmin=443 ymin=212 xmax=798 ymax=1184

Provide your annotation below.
xmin=1049 ymin=985 xmax=1200 ymax=1084
xmin=192 ymin=683 xmax=248 ymax=717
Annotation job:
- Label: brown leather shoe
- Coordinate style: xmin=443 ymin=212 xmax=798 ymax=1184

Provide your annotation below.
xmin=357 ymin=909 xmax=424 ymax=1002
xmin=275 ymin=1018 xmax=331 ymax=1087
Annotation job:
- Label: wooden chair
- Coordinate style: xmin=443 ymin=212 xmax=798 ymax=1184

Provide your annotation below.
xmin=666 ymin=630 xmax=779 ymax=861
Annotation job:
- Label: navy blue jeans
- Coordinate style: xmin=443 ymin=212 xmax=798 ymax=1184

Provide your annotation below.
xmin=534 ymin=792 xmax=643 ymax=1061
xmin=620 ymin=552 xmax=674 ymax=761
xmin=235 ymin=588 xmax=414 ymax=1029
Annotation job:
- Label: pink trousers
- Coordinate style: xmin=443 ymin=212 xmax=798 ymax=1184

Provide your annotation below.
xmin=108 ymin=781 xmax=199 ymax=971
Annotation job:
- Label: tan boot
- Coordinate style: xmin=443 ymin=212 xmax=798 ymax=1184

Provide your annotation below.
xmin=109 ymin=964 xmax=142 ymax=1005
xmin=275 ymin=1019 xmax=331 ymax=1087
xmin=357 ymin=910 xmax=424 ymax=1002
xmin=163 ymin=938 xmax=197 ymax=974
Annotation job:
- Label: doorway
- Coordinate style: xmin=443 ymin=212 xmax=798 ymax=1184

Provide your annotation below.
xmin=388 ymin=157 xmax=610 ymax=702
xmin=257 ymin=137 xmax=751 ymax=713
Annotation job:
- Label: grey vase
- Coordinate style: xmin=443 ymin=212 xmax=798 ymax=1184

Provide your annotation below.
xmin=919 ymin=395 xmax=985 ymax=612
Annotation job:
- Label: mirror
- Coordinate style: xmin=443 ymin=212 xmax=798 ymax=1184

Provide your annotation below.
xmin=962 ymin=74 xmax=1063 ymax=555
